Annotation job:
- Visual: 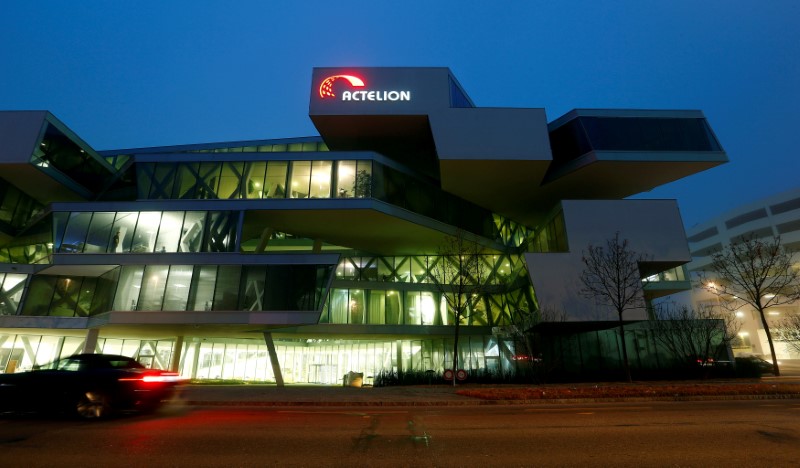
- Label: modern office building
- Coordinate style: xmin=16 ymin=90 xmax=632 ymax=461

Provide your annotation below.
xmin=681 ymin=187 xmax=800 ymax=359
xmin=0 ymin=67 xmax=727 ymax=383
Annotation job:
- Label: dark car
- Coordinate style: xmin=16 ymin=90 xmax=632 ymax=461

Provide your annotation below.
xmin=0 ymin=353 xmax=184 ymax=419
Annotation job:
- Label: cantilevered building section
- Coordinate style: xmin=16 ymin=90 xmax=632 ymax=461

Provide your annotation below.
xmin=0 ymin=67 xmax=726 ymax=382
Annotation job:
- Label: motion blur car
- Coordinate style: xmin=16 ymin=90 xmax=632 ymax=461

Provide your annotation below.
xmin=0 ymin=353 xmax=184 ymax=419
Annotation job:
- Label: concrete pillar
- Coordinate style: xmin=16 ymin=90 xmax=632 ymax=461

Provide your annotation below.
xmin=170 ymin=336 xmax=185 ymax=373
xmin=263 ymin=332 xmax=284 ymax=387
xmin=82 ymin=329 xmax=100 ymax=354
xmin=190 ymin=341 xmax=201 ymax=380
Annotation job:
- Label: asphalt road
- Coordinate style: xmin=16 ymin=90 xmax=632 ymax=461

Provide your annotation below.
xmin=2 ymin=399 xmax=799 ymax=467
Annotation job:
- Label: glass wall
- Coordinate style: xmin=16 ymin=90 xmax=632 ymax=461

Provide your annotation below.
xmin=29 ymin=122 xmax=116 ymax=193
xmin=53 ymin=210 xmax=238 ymax=254
xmin=0 ymin=179 xmax=44 ymax=231
xmin=0 ymin=332 xmax=507 ymax=385
xmin=139 ymin=158 xmax=506 ymax=243
xmin=109 ymin=264 xmax=332 ymax=313
xmin=0 ymin=273 xmax=27 ymax=315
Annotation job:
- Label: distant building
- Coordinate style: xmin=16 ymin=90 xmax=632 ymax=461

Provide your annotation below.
xmin=0 ymin=67 xmax=726 ymax=382
xmin=682 ymin=187 xmax=800 ymax=359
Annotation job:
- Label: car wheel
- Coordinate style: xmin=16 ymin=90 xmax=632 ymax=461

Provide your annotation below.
xmin=76 ymin=391 xmax=112 ymax=419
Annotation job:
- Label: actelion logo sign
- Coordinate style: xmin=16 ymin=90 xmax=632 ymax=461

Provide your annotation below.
xmin=318 ymin=74 xmax=411 ymax=102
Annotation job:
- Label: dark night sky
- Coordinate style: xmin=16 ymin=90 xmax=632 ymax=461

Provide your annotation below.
xmin=2 ymin=1 xmax=798 ymax=228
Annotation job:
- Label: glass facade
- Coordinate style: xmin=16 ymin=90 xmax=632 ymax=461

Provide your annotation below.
xmin=0 ymin=179 xmax=44 ymax=232
xmin=53 ymin=210 xmax=238 ymax=254
xmin=549 ymin=116 xmax=723 ymax=164
xmin=19 ymin=263 xmax=332 ymax=317
xmin=30 ymin=122 xmax=116 ymax=193
xmin=0 ymin=332 xmax=512 ymax=385
xmin=137 ymin=158 xmax=506 ymax=243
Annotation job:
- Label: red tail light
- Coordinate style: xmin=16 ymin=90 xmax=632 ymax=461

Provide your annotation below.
xmin=119 ymin=371 xmax=184 ymax=383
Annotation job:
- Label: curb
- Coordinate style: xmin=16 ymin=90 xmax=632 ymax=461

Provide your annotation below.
xmin=182 ymin=393 xmax=800 ymax=408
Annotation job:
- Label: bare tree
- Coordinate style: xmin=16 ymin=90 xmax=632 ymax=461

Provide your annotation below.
xmin=431 ymin=231 xmax=486 ymax=386
xmin=580 ymin=232 xmax=649 ymax=382
xmin=700 ymin=236 xmax=800 ymax=376
xmin=776 ymin=314 xmax=800 ymax=356
xmin=652 ymin=303 xmax=740 ymax=374
xmin=507 ymin=305 xmax=568 ymax=382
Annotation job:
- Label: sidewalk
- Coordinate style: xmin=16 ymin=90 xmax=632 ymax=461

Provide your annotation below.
xmin=179 ymin=384 xmax=480 ymax=407
xmin=177 ymin=377 xmax=800 ymax=408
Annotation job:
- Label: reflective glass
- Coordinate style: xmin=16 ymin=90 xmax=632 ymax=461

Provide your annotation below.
xmin=212 ymin=265 xmax=240 ymax=310
xmin=265 ymin=162 xmax=287 ymax=198
xmin=355 ymin=161 xmax=372 ymax=198
xmin=139 ymin=265 xmax=169 ymax=310
xmin=50 ymin=277 xmax=80 ymax=317
xmin=241 ymin=267 xmax=266 ymax=310
xmin=179 ymin=212 xmax=205 ymax=252
xmin=198 ymin=162 xmax=221 ymax=199
xmin=350 ymin=289 xmax=365 ymax=324
xmin=187 ymin=265 xmax=217 ymax=311
xmin=20 ymin=276 xmax=56 ymax=315
xmin=155 ymin=211 xmax=184 ymax=253
xmin=113 ymin=266 xmax=144 ymax=310
xmin=132 ymin=212 xmax=161 ymax=252
xmin=59 ymin=212 xmax=91 ymax=253
xmin=289 ymin=161 xmax=311 ymax=198
xmin=84 ymin=212 xmax=115 ymax=253
xmin=309 ymin=161 xmax=332 ymax=198
xmin=367 ymin=290 xmax=386 ymax=324
xmin=0 ymin=274 xmax=26 ymax=315
xmin=110 ymin=212 xmax=138 ymax=253
xmin=335 ymin=161 xmax=356 ymax=198
xmin=244 ymin=162 xmax=267 ymax=199
xmin=218 ymin=162 xmax=243 ymax=199
xmin=163 ymin=265 xmax=193 ymax=310
xmin=385 ymin=290 xmax=402 ymax=325
xmin=174 ymin=163 xmax=199 ymax=199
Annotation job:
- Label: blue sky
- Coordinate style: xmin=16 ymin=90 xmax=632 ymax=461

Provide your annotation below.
xmin=1 ymin=1 xmax=798 ymax=228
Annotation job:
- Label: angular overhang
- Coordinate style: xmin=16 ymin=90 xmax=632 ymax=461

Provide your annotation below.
xmin=242 ymin=200 xmax=505 ymax=256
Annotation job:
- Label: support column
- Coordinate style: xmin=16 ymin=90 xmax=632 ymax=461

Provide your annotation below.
xmin=312 ymin=238 xmax=323 ymax=253
xmin=255 ymin=227 xmax=275 ymax=253
xmin=170 ymin=336 xmax=185 ymax=373
xmin=82 ymin=329 xmax=100 ymax=354
xmin=191 ymin=341 xmax=201 ymax=380
xmin=263 ymin=332 xmax=284 ymax=387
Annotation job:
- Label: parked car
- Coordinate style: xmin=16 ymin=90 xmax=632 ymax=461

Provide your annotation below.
xmin=0 ymin=353 xmax=184 ymax=419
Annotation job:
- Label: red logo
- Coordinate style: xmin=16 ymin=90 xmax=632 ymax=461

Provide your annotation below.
xmin=319 ymin=75 xmax=365 ymax=99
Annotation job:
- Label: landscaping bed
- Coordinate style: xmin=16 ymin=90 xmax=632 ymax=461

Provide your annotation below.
xmin=455 ymin=381 xmax=800 ymax=401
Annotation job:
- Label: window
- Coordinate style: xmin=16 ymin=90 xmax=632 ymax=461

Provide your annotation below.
xmin=244 ymin=162 xmax=267 ymax=199
xmin=59 ymin=212 xmax=91 ymax=253
xmin=132 ymin=212 xmax=161 ymax=253
xmin=309 ymin=161 xmax=332 ymax=198
xmin=289 ymin=161 xmax=311 ymax=198
xmin=265 ymin=162 xmax=288 ymax=198
xmin=336 ymin=161 xmax=356 ymax=198
xmin=154 ymin=212 xmax=185 ymax=253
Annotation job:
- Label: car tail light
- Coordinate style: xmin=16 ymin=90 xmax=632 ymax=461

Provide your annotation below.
xmin=142 ymin=373 xmax=184 ymax=383
xmin=119 ymin=371 xmax=185 ymax=383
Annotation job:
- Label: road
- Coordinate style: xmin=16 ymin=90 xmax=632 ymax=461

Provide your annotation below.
xmin=2 ymin=399 xmax=800 ymax=467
